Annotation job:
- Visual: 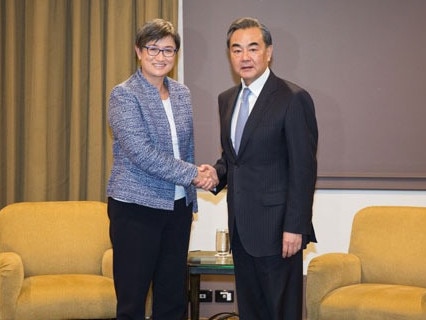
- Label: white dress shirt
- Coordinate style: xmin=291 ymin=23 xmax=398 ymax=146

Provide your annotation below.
xmin=231 ymin=68 xmax=270 ymax=149
xmin=163 ymin=97 xmax=186 ymax=200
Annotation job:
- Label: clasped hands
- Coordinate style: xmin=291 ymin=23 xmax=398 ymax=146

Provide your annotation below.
xmin=192 ymin=164 xmax=218 ymax=191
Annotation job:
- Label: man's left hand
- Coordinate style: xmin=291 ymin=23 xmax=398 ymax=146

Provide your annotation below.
xmin=282 ymin=232 xmax=302 ymax=258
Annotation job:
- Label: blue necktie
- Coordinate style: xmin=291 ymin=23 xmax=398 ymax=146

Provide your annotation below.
xmin=234 ymin=88 xmax=251 ymax=154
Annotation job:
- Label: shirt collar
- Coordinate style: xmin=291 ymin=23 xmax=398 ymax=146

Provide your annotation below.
xmin=241 ymin=68 xmax=270 ymax=98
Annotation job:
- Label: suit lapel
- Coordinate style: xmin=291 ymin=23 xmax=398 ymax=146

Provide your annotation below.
xmin=237 ymin=74 xmax=277 ymax=156
xmin=223 ymin=87 xmax=241 ymax=159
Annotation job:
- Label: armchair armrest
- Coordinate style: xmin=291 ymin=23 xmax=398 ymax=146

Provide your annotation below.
xmin=0 ymin=252 xmax=24 ymax=320
xmin=306 ymin=253 xmax=361 ymax=320
xmin=102 ymin=248 xmax=113 ymax=278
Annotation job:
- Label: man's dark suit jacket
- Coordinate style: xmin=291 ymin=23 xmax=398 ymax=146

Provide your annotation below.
xmin=214 ymin=71 xmax=318 ymax=257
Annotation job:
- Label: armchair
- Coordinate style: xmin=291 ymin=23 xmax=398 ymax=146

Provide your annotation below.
xmin=306 ymin=206 xmax=426 ymax=320
xmin=0 ymin=201 xmax=116 ymax=320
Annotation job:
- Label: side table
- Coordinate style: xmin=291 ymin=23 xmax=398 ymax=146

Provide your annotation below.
xmin=187 ymin=251 xmax=234 ymax=320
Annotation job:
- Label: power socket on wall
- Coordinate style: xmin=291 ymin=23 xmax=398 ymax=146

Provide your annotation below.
xmin=215 ymin=290 xmax=234 ymax=303
xmin=199 ymin=289 xmax=213 ymax=302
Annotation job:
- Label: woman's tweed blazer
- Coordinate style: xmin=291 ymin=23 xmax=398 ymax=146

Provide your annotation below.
xmin=107 ymin=69 xmax=198 ymax=212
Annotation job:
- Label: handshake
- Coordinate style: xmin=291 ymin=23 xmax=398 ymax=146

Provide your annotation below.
xmin=192 ymin=164 xmax=218 ymax=191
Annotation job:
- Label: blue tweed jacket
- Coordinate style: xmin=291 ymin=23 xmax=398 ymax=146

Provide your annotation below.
xmin=107 ymin=69 xmax=198 ymax=212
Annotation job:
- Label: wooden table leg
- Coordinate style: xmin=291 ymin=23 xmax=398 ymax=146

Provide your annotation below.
xmin=189 ymin=273 xmax=200 ymax=320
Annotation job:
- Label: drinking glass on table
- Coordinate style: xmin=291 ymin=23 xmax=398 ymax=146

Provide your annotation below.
xmin=215 ymin=228 xmax=230 ymax=256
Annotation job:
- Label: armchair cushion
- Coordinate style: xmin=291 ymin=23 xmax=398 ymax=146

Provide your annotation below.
xmin=320 ymin=284 xmax=426 ymax=320
xmin=349 ymin=206 xmax=426 ymax=287
xmin=0 ymin=201 xmax=112 ymax=276
xmin=15 ymin=274 xmax=115 ymax=319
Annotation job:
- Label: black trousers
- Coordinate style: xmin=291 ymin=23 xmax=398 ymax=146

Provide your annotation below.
xmin=232 ymin=226 xmax=303 ymax=320
xmin=108 ymin=197 xmax=193 ymax=320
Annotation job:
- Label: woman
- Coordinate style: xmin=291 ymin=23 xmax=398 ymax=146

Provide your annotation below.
xmin=107 ymin=19 xmax=216 ymax=319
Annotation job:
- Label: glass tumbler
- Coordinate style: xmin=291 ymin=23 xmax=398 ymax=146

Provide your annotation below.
xmin=215 ymin=228 xmax=230 ymax=256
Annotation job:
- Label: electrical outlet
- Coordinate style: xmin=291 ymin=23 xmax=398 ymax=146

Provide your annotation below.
xmin=215 ymin=289 xmax=234 ymax=303
xmin=199 ymin=289 xmax=213 ymax=302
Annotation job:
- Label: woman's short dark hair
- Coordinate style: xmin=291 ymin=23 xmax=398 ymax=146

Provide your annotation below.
xmin=135 ymin=18 xmax=181 ymax=51
xmin=226 ymin=17 xmax=272 ymax=48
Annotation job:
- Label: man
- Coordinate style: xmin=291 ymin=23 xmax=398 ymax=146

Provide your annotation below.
xmin=212 ymin=17 xmax=318 ymax=319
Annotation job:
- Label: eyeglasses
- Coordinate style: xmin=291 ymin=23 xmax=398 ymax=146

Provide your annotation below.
xmin=142 ymin=45 xmax=177 ymax=57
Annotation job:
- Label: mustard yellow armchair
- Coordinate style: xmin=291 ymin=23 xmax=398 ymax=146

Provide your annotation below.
xmin=0 ymin=201 xmax=116 ymax=320
xmin=306 ymin=206 xmax=426 ymax=320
